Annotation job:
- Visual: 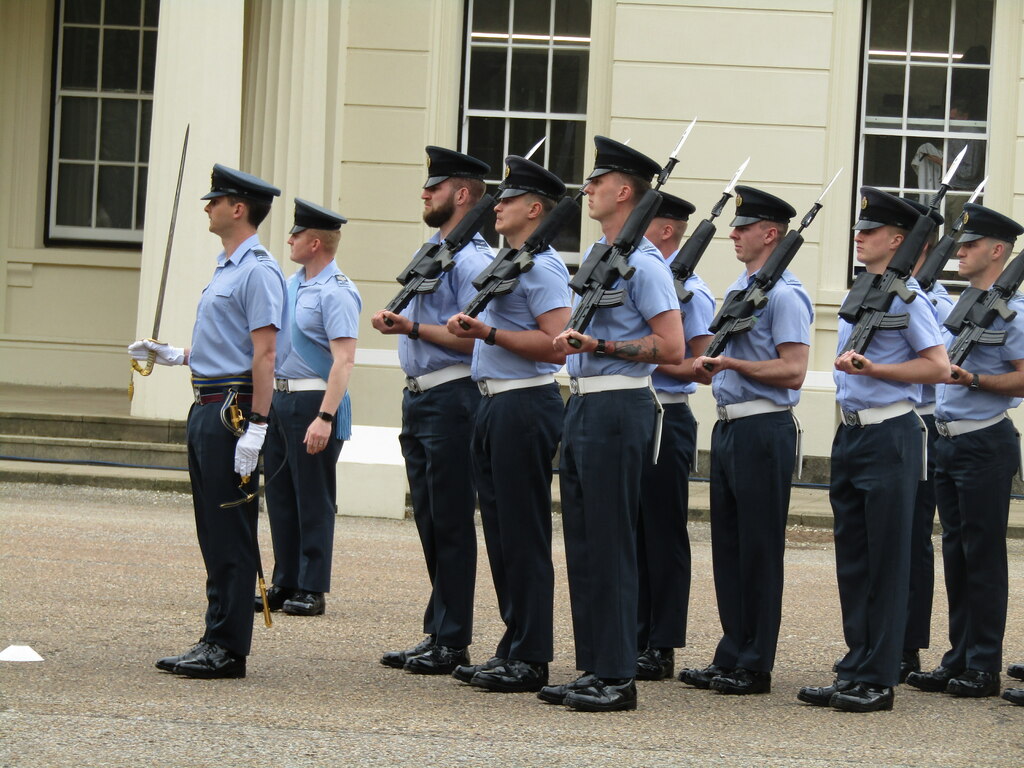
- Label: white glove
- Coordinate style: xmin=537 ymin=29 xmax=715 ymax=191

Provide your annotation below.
xmin=234 ymin=422 xmax=268 ymax=476
xmin=128 ymin=339 xmax=185 ymax=366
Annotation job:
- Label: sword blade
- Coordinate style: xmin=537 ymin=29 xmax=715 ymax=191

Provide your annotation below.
xmin=150 ymin=125 xmax=190 ymax=341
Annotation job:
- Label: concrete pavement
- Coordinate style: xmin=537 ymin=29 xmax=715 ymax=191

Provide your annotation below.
xmin=2 ymin=482 xmax=1024 ymax=767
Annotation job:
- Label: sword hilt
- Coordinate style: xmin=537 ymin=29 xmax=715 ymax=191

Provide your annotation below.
xmin=257 ymin=575 xmax=273 ymax=627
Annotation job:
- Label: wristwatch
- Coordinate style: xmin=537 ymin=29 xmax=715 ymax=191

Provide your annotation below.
xmin=485 ymin=327 xmax=498 ymax=346
xmin=408 ymin=322 xmax=420 ymax=340
xmin=317 ymin=411 xmax=335 ymax=423
xmin=248 ymin=412 xmax=269 ymax=425
xmin=594 ymin=338 xmax=607 ymax=358
xmin=969 ymin=373 xmax=981 ymax=391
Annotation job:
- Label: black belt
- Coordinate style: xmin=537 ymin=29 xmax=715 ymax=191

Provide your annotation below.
xmin=195 ymin=388 xmax=252 ymax=406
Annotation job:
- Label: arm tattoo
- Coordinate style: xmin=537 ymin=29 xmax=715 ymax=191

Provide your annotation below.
xmin=608 ymin=337 xmax=659 ymax=362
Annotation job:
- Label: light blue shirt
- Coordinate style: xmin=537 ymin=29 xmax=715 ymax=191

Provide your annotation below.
xmin=276 ymin=261 xmax=362 ymax=379
xmin=917 ymin=280 xmax=955 ymax=407
xmin=398 ymin=232 xmax=494 ymax=378
xmin=711 ymin=269 xmax=813 ymax=407
xmin=936 ymin=292 xmax=1024 ymax=421
xmin=653 ymin=271 xmax=715 ymax=395
xmin=189 ymin=234 xmax=285 ymax=378
xmin=473 ymin=246 xmax=571 ymax=380
xmin=834 ymin=277 xmax=943 ymax=412
xmin=565 ymin=237 xmax=679 ymax=379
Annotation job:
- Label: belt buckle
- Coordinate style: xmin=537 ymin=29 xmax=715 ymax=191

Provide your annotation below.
xmin=569 ymin=378 xmax=581 ymax=396
xmin=193 ymin=387 xmax=203 ymax=405
xmin=716 ymin=405 xmax=728 ymax=422
xmin=274 ymin=379 xmax=287 ymax=393
xmin=842 ymin=410 xmax=861 ymax=428
xmin=936 ymin=420 xmax=952 ymax=438
xmin=406 ymin=376 xmax=422 ymax=394
xmin=477 ymin=380 xmax=491 ymax=397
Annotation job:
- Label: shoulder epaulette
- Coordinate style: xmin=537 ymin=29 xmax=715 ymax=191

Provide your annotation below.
xmin=334 ymin=274 xmax=350 ymax=286
xmin=252 ymin=248 xmax=273 ymax=262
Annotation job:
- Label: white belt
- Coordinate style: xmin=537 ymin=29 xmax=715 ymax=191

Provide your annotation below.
xmin=657 ymin=392 xmax=690 ymax=405
xmin=568 ymin=374 xmax=651 ymax=396
xmin=716 ymin=398 xmax=789 ymax=422
xmin=478 ymin=374 xmax=555 ymax=397
xmin=915 ymin=404 xmax=936 ymax=416
xmin=274 ymin=377 xmax=327 ymax=393
xmin=936 ymin=413 xmax=1007 ymax=438
xmin=841 ymin=401 xmax=913 ymax=428
xmin=405 ymin=364 xmax=472 ymax=393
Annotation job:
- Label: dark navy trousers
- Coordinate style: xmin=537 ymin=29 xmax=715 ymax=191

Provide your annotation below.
xmin=637 ymin=401 xmax=696 ymax=650
xmin=264 ymin=390 xmax=343 ymax=594
xmin=186 ymin=399 xmax=260 ymax=657
xmin=399 ymin=377 xmax=480 ymax=648
xmin=559 ymin=387 xmax=656 ymax=680
xmin=935 ymin=418 xmax=1018 ymax=674
xmin=830 ymin=411 xmax=921 ymax=687
xmin=710 ymin=410 xmax=795 ymax=673
xmin=473 ymin=383 xmax=562 ymax=663
xmin=904 ymin=413 xmax=938 ymax=651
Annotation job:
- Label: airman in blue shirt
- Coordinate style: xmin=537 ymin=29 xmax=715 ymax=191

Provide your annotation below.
xmin=131 ymin=164 xmax=284 ymax=680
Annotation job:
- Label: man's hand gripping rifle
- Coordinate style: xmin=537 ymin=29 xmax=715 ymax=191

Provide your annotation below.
xmin=702 ymin=168 xmax=842 ymax=369
xmin=564 ymin=119 xmax=697 ymax=348
xmin=839 ymin=147 xmax=967 ymax=368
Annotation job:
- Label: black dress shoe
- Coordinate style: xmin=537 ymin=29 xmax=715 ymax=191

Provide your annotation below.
xmin=1007 ymin=663 xmax=1024 ymax=681
xmin=155 ymin=640 xmax=209 ymax=673
xmin=1002 ymin=687 xmax=1024 ymax=705
xmin=452 ymin=656 xmax=505 ymax=684
xmin=255 ymin=585 xmax=294 ymax=613
xmin=899 ymin=649 xmax=921 ymax=683
xmin=635 ymin=647 xmax=674 ymax=681
xmin=403 ymin=645 xmax=469 ymax=675
xmin=380 ymin=636 xmax=435 ymax=669
xmin=282 ymin=591 xmax=325 ymax=616
xmin=710 ymin=668 xmax=771 ymax=695
xmin=472 ymin=659 xmax=549 ymax=693
xmin=829 ymin=682 xmax=894 ymax=712
xmin=678 ymin=663 xmax=732 ymax=689
xmin=946 ymin=669 xmax=1000 ymax=698
xmin=564 ymin=678 xmax=638 ymax=712
xmin=797 ymin=678 xmax=854 ymax=707
xmin=174 ymin=643 xmax=246 ymax=679
xmin=905 ymin=665 xmax=963 ymax=692
xmin=538 ymin=673 xmax=599 ymax=705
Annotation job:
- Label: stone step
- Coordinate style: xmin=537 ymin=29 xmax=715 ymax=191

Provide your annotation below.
xmin=0 ymin=434 xmax=188 ymax=470
xmin=0 ymin=411 xmax=185 ymax=444
xmin=0 ymin=459 xmax=191 ymax=494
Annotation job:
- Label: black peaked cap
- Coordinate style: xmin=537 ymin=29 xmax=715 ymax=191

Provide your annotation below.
xmin=201 ymin=164 xmax=281 ymax=204
xmin=731 ymin=186 xmax=796 ymax=226
xmin=497 ymin=156 xmax=566 ymax=201
xmin=424 ymin=146 xmax=490 ymax=188
xmin=958 ymin=203 xmax=1024 ymax=244
xmin=654 ymin=191 xmax=696 ymax=221
xmin=587 ymin=136 xmax=661 ymax=183
xmin=290 ymin=198 xmax=347 ymax=234
xmin=854 ymin=187 xmax=920 ymax=231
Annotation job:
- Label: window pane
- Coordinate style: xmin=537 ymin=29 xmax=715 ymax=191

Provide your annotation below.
xmin=951 ymin=66 xmax=989 ymax=121
xmin=551 ymin=50 xmax=587 ymax=112
xmin=136 ymin=166 xmax=147 ymax=229
xmin=466 ymin=116 xmax=505 ymax=179
xmin=468 ymin=48 xmax=507 ymax=110
xmin=472 ymin=0 xmax=509 ymax=34
xmin=100 ymin=98 xmax=137 ymax=161
xmin=549 ymin=119 xmax=584 ymax=183
xmin=509 ymin=117 xmax=544 ymax=160
xmin=906 ymin=134 xmax=944 ymax=195
xmin=139 ymin=99 xmax=152 ymax=162
xmin=868 ymin=0 xmax=908 ymax=53
xmin=59 ymin=97 xmax=98 ymax=160
xmin=56 ymin=164 xmax=94 ymax=226
xmin=64 ymin=0 xmax=101 ymax=24
xmin=549 ymin=196 xmax=581 ymax=254
xmin=103 ymin=28 xmax=140 ymax=91
xmin=944 ymin=135 xmax=985 ymax=191
xmin=910 ymin=0 xmax=950 ymax=61
xmin=62 ymin=27 xmax=99 ymax=90
xmin=143 ymin=0 xmax=160 ymax=27
xmin=514 ymin=0 xmax=550 ymax=35
xmin=864 ymin=63 xmax=905 ymax=124
xmin=141 ymin=30 xmax=157 ymax=93
xmin=509 ymin=50 xmax=548 ymax=112
xmin=554 ymin=0 xmax=591 ymax=38
xmin=954 ymin=0 xmax=993 ymax=57
xmin=906 ymin=65 xmax=946 ymax=127
xmin=97 ymin=165 xmax=135 ymax=228
xmin=105 ymin=0 xmax=141 ymax=26
xmin=862 ymin=134 xmax=903 ymax=188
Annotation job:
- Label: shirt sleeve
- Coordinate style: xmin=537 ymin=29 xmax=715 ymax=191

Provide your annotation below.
xmin=321 ymin=282 xmax=362 ymax=340
xmin=242 ymin=259 xmax=284 ymax=332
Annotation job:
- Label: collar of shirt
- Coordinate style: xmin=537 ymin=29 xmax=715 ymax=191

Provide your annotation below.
xmin=217 ymin=233 xmax=262 ymax=267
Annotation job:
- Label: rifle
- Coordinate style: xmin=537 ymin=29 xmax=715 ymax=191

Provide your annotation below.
xmin=458 ymin=191 xmax=582 ymax=325
xmin=945 ymin=253 xmax=1024 ymax=373
xmin=382 ymin=138 xmax=545 ymax=326
xmin=702 ymin=169 xmax=842 ymax=368
xmin=670 ymin=158 xmax=749 ymax=303
xmin=840 ymin=146 xmax=967 ymax=366
xmin=915 ymin=176 xmax=987 ymax=294
xmin=565 ymin=119 xmax=697 ymax=348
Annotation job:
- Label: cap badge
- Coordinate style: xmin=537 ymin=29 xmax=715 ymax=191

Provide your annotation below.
xmin=963 ymin=212 xmax=969 ymax=225
xmin=861 ymin=196 xmax=868 ymax=209
xmin=734 ymin=194 xmax=743 ymax=208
